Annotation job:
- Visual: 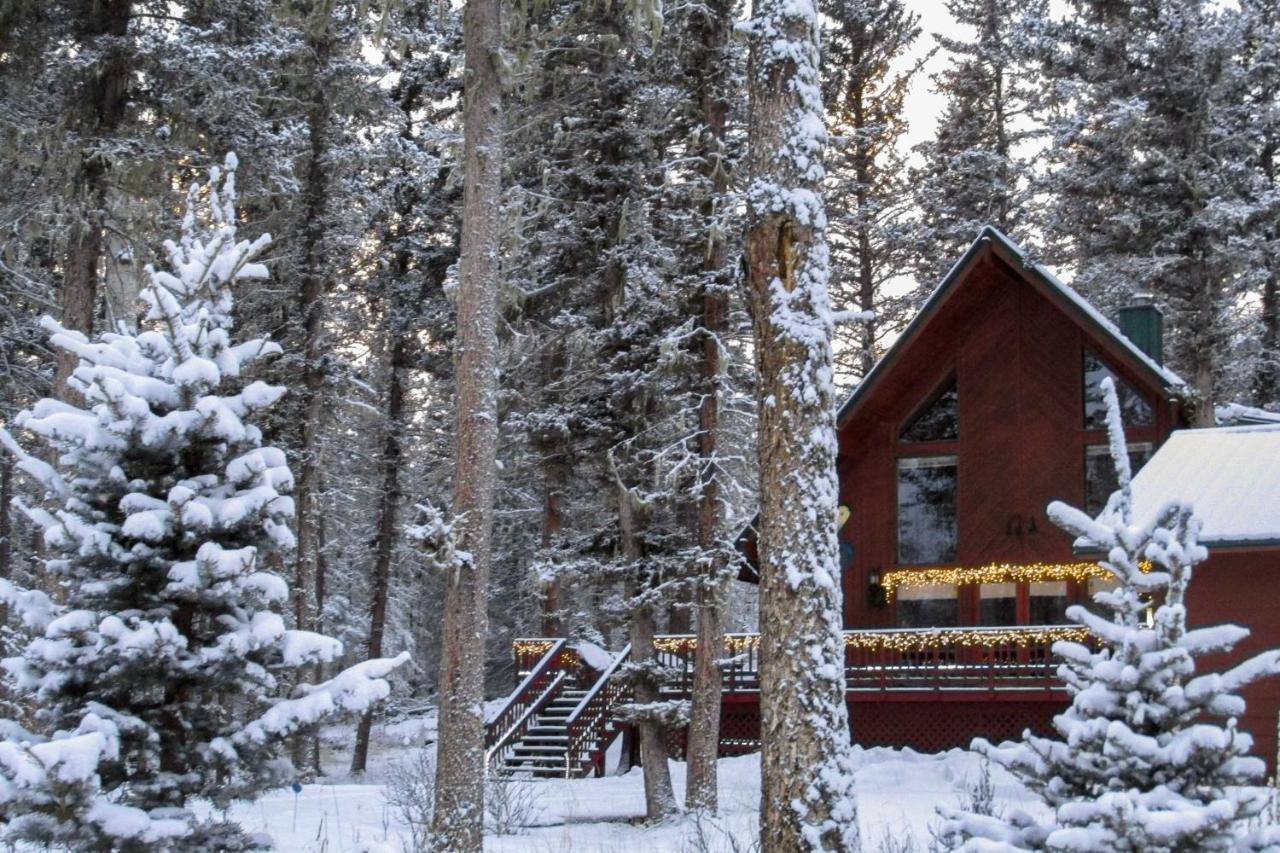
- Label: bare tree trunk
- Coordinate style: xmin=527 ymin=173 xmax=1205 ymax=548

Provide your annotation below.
xmin=685 ymin=0 xmax=733 ymax=812
xmin=620 ymin=487 xmax=678 ymax=821
xmin=291 ymin=25 xmax=333 ymax=651
xmin=686 ymin=288 xmax=727 ymax=812
xmin=54 ymin=0 xmax=132 ymax=400
xmin=537 ymin=341 xmax=567 ymax=637
xmin=743 ymin=3 xmax=859 ymax=850
xmin=351 ymin=304 xmax=409 ymax=776
xmin=1260 ymin=264 xmax=1279 ymax=406
xmin=1255 ymin=139 xmax=1278 ymax=407
xmin=285 ymin=3 xmax=337 ymax=778
xmin=430 ymin=0 xmax=503 ymax=847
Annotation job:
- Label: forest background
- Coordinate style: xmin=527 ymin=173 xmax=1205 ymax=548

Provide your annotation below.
xmin=0 ymin=0 xmax=1276 ymax=779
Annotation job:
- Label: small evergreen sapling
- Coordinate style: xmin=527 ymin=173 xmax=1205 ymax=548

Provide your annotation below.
xmin=940 ymin=378 xmax=1280 ymax=851
xmin=0 ymin=156 xmax=408 ymax=851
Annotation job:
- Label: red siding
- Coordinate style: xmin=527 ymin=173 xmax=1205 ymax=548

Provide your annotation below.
xmin=838 ymin=251 xmax=1176 ymax=629
xmin=1187 ymin=548 xmax=1280 ymax=774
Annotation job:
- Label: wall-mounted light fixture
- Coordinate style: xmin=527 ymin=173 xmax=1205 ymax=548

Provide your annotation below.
xmin=868 ymin=568 xmax=887 ymax=609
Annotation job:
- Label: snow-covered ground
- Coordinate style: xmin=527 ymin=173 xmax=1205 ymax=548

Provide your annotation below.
xmin=220 ymin=716 xmax=1051 ymax=852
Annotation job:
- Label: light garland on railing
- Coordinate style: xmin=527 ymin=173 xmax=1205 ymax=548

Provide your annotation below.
xmin=652 ymin=625 xmax=1091 ymax=654
xmin=880 ymin=561 xmax=1151 ymax=602
xmin=842 ymin=625 xmax=1089 ymax=651
xmin=512 ymin=639 xmax=556 ymax=658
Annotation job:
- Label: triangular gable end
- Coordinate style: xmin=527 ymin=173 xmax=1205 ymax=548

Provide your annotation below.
xmin=835 ymin=227 xmax=1184 ymax=430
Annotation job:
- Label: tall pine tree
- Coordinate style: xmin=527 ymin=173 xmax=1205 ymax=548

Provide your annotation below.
xmin=822 ymin=0 xmax=925 ymax=387
xmin=1025 ymin=0 xmax=1270 ymax=420
xmin=911 ymin=0 xmax=1042 ymax=287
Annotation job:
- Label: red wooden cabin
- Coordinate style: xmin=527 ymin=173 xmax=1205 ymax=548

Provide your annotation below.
xmin=487 ymin=228 xmax=1280 ymax=777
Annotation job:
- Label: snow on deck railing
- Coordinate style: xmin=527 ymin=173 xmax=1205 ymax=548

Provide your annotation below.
xmin=562 ymin=645 xmax=632 ymax=777
xmin=653 ymin=624 xmax=1089 ymax=652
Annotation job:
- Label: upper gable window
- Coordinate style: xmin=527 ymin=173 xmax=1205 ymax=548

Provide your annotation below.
xmin=900 ymin=375 xmax=959 ymax=443
xmin=1083 ymin=350 xmax=1153 ymax=429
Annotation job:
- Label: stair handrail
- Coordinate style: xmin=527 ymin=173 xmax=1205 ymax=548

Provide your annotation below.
xmin=563 ymin=644 xmax=632 ymax=777
xmin=485 ymin=670 xmax=566 ymax=769
xmin=484 ymin=638 xmax=569 ymax=754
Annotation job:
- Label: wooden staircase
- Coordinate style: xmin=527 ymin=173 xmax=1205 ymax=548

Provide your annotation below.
xmin=484 ymin=640 xmax=631 ymax=779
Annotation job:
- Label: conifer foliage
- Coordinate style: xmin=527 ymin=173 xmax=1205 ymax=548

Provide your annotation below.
xmin=941 ymin=378 xmax=1280 ymax=851
xmin=0 ymin=157 xmax=407 ymax=851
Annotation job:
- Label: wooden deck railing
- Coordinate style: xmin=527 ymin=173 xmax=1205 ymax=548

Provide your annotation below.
xmin=651 ymin=625 xmax=1087 ymax=696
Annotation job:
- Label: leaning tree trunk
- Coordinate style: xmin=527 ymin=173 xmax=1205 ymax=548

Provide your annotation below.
xmin=743 ymin=2 xmax=859 ymax=851
xmin=685 ymin=0 xmax=734 ymax=813
xmin=430 ymin=0 xmax=503 ymax=848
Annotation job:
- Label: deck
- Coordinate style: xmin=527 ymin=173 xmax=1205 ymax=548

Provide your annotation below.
xmin=494 ymin=625 xmax=1083 ymax=775
xmin=514 ymin=624 xmax=1085 ymax=698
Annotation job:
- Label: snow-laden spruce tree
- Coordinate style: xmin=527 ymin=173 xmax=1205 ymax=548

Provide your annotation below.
xmin=940 ymin=378 xmax=1280 ymax=852
xmin=0 ymin=156 xmax=408 ymax=851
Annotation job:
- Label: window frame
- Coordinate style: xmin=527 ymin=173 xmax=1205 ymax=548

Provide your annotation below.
xmin=1082 ymin=348 xmax=1155 ymax=431
xmin=895 ymin=454 xmax=960 ymax=567
xmin=898 ymin=372 xmax=959 ymax=444
xmin=1083 ymin=441 xmax=1154 ymax=517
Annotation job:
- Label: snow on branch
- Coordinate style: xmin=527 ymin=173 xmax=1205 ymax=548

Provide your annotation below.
xmin=228 ymin=652 xmax=411 ymax=748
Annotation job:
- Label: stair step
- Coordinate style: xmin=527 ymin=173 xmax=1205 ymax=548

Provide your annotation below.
xmin=513 ymin=742 xmax=568 ymax=752
xmin=505 ymin=757 xmax=570 ymax=769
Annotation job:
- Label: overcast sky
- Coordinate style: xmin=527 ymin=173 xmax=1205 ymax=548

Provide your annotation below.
xmin=898 ymin=0 xmax=959 ymax=155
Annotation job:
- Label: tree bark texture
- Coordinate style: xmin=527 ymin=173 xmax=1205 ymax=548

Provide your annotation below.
xmin=685 ymin=0 xmax=734 ymax=813
xmin=431 ymin=0 xmax=503 ymax=847
xmin=54 ymin=0 xmax=132 ymax=400
xmin=620 ymin=487 xmax=678 ymax=821
xmin=743 ymin=2 xmax=859 ymax=850
xmin=0 ymin=454 xmax=11 ymax=580
xmin=286 ymin=8 xmax=335 ymax=777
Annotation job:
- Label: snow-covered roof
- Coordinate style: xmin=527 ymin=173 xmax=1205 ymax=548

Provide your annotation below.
xmin=1127 ymin=424 xmax=1280 ymax=545
xmin=1215 ymin=402 xmax=1280 ymax=426
xmin=836 ymin=226 xmax=1184 ymax=426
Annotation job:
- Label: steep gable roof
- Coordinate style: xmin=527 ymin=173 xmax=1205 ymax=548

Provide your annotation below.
xmin=836 ymin=227 xmax=1184 ymax=429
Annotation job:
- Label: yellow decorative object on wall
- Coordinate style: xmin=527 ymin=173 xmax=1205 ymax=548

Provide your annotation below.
xmin=838 ymin=504 xmax=850 ymax=529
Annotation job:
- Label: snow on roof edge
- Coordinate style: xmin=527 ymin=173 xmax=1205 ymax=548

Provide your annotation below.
xmin=1216 ymin=402 xmax=1280 ymax=426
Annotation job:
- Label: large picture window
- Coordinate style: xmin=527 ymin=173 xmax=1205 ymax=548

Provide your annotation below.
xmin=1083 ymin=350 xmax=1153 ymax=429
xmin=897 ymin=583 xmax=959 ymax=628
xmin=897 ymin=456 xmax=958 ymax=565
xmin=1084 ymin=442 xmax=1153 ymax=516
